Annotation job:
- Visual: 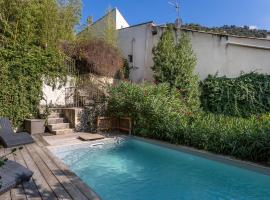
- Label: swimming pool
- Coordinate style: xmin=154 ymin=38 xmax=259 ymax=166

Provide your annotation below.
xmin=53 ymin=138 xmax=270 ymax=200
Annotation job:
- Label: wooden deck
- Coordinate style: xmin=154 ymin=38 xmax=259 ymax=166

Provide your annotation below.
xmin=0 ymin=134 xmax=100 ymax=200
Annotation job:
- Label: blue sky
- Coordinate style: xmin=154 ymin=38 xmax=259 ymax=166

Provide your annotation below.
xmin=81 ymin=0 xmax=270 ymax=30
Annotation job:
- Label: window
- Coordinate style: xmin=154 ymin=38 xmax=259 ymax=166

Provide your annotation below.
xmin=128 ymin=55 xmax=133 ymax=63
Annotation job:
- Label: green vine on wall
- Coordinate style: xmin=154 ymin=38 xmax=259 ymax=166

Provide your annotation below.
xmin=201 ymin=72 xmax=270 ymax=117
xmin=0 ymin=0 xmax=81 ymax=127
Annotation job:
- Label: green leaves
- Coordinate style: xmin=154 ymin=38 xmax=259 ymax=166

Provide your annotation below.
xmin=152 ymin=27 xmax=200 ymax=111
xmin=107 ymin=82 xmax=270 ymax=164
xmin=107 ymin=82 xmax=188 ymax=140
xmin=201 ymin=73 xmax=270 ymax=117
xmin=0 ymin=0 xmax=78 ymax=127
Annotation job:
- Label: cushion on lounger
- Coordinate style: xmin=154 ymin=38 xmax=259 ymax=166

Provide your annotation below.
xmin=0 ymin=160 xmax=33 ymax=194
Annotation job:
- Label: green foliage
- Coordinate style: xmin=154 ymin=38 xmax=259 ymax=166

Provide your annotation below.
xmin=0 ymin=0 xmax=81 ymax=47
xmin=176 ymin=113 xmax=270 ymax=164
xmin=182 ymin=23 xmax=270 ymax=38
xmin=0 ymin=44 xmax=67 ymax=127
xmin=152 ymin=28 xmax=200 ymax=110
xmin=39 ymin=0 xmax=82 ymax=48
xmin=0 ymin=0 xmax=81 ymax=127
xmin=201 ymin=72 xmax=270 ymax=117
xmin=123 ymin=59 xmax=130 ymax=80
xmin=107 ymin=82 xmax=188 ymax=139
xmin=78 ymin=7 xmax=118 ymax=47
xmin=108 ymin=82 xmax=270 ymax=164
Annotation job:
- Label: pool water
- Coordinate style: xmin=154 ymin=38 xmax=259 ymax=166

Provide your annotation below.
xmin=55 ymin=138 xmax=270 ymax=200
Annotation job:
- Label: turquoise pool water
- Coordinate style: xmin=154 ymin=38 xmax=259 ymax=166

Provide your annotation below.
xmin=55 ymin=138 xmax=270 ymax=200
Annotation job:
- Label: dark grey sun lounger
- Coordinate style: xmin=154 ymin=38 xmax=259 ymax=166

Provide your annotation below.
xmin=0 ymin=160 xmax=33 ymax=194
xmin=0 ymin=117 xmax=34 ymax=148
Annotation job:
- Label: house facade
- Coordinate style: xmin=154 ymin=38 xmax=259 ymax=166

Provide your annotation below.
xmin=89 ymin=8 xmax=270 ymax=82
xmin=42 ymin=8 xmax=270 ymax=106
xmin=118 ymin=22 xmax=270 ymax=82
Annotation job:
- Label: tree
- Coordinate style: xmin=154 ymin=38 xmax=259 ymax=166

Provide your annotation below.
xmin=39 ymin=0 xmax=82 ymax=48
xmin=152 ymin=27 xmax=176 ymax=85
xmin=152 ymin=27 xmax=200 ymax=110
xmin=175 ymin=32 xmax=200 ymax=110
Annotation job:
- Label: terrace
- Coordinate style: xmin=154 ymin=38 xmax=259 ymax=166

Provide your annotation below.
xmin=0 ymin=134 xmax=100 ymax=200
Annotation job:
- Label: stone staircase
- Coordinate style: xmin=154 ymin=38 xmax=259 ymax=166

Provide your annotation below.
xmin=47 ymin=110 xmax=74 ymax=135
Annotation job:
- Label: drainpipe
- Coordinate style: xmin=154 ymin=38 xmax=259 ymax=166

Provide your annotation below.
xmin=143 ymin=25 xmax=150 ymax=82
xmin=131 ymin=38 xmax=135 ymax=83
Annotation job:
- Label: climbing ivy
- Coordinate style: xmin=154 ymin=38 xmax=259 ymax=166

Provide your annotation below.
xmin=0 ymin=0 xmax=81 ymax=127
xmin=201 ymin=72 xmax=270 ymax=117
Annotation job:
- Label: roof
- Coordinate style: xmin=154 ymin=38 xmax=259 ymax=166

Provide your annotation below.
xmin=119 ymin=21 xmax=155 ymax=30
xmin=180 ymin=27 xmax=270 ymax=41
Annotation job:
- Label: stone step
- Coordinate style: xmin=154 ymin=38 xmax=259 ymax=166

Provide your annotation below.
xmin=48 ymin=112 xmax=60 ymax=118
xmin=48 ymin=123 xmax=70 ymax=131
xmin=51 ymin=129 xmax=74 ymax=135
xmin=47 ymin=118 xmax=64 ymax=124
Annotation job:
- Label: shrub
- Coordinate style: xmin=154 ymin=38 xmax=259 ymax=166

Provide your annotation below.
xmin=65 ymin=39 xmax=124 ymax=77
xmin=108 ymin=82 xmax=270 ymax=164
xmin=201 ymin=72 xmax=270 ymax=117
xmin=176 ymin=113 xmax=270 ymax=164
xmin=107 ymin=82 xmax=189 ymax=140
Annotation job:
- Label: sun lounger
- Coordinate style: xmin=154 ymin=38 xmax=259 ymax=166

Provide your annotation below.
xmin=0 ymin=118 xmax=34 ymax=148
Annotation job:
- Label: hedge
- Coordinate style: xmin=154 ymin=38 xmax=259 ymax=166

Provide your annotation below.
xmin=201 ymin=72 xmax=270 ymax=117
xmin=108 ymin=82 xmax=270 ymax=164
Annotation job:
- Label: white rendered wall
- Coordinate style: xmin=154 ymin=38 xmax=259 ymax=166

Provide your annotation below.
xmin=118 ymin=25 xmax=270 ymax=82
xmin=40 ymin=76 xmax=75 ymax=106
xmin=115 ymin=9 xmax=129 ymax=29
xmin=118 ymin=23 xmax=153 ymax=82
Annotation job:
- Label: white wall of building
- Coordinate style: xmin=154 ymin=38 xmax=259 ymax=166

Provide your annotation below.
xmin=115 ymin=9 xmax=129 ymax=30
xmin=40 ymin=76 xmax=75 ymax=106
xmin=186 ymin=30 xmax=270 ymax=79
xmin=118 ymin=22 xmax=155 ymax=82
xmin=118 ymin=24 xmax=270 ymax=82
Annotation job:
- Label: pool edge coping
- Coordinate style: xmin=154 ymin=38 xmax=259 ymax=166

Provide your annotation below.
xmin=133 ymin=136 xmax=270 ymax=176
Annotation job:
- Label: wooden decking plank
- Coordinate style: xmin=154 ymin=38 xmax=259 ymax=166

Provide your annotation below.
xmin=4 ymin=149 xmax=27 ymax=200
xmin=20 ymin=147 xmax=57 ymax=200
xmin=31 ymin=143 xmax=89 ymax=200
xmin=32 ymin=135 xmax=49 ymax=147
xmin=25 ymin=145 xmax=72 ymax=200
xmin=42 ymin=146 xmax=100 ymax=200
xmin=0 ymin=191 xmax=11 ymax=200
xmin=13 ymin=148 xmax=42 ymax=200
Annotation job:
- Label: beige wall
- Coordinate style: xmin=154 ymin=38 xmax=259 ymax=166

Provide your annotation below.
xmin=85 ymin=8 xmax=129 ymax=40
xmin=118 ymin=25 xmax=270 ymax=82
